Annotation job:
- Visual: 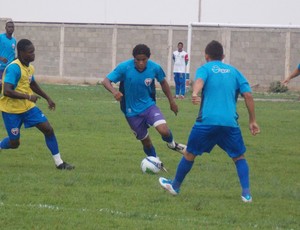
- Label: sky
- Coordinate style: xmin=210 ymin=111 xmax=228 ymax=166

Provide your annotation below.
xmin=0 ymin=0 xmax=299 ymax=26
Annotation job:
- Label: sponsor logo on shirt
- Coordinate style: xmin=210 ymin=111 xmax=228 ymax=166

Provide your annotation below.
xmin=212 ymin=65 xmax=230 ymax=74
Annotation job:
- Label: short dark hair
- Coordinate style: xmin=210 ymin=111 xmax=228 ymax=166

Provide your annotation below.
xmin=17 ymin=39 xmax=33 ymax=53
xmin=6 ymin=20 xmax=14 ymax=25
xmin=132 ymin=44 xmax=151 ymax=58
xmin=178 ymin=42 xmax=183 ymax=46
xmin=205 ymin=40 xmax=223 ymax=60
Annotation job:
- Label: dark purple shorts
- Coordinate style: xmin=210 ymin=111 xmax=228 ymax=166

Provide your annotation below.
xmin=126 ymin=105 xmax=166 ymax=140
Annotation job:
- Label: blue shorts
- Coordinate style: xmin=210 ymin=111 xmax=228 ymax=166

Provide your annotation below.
xmin=126 ymin=105 xmax=166 ymax=140
xmin=186 ymin=125 xmax=246 ymax=158
xmin=2 ymin=106 xmax=48 ymax=140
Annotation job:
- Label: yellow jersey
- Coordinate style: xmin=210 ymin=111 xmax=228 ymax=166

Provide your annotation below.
xmin=0 ymin=59 xmax=36 ymax=113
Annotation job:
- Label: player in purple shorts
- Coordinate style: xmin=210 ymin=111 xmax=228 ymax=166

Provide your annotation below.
xmin=159 ymin=40 xmax=260 ymax=202
xmin=102 ymin=44 xmax=186 ymax=169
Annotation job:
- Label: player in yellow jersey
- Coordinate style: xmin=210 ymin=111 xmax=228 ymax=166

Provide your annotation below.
xmin=0 ymin=39 xmax=74 ymax=170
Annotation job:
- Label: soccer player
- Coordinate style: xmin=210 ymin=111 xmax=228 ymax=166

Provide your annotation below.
xmin=0 ymin=39 xmax=74 ymax=170
xmin=102 ymin=44 xmax=186 ymax=167
xmin=172 ymin=42 xmax=189 ymax=99
xmin=282 ymin=64 xmax=300 ymax=85
xmin=0 ymin=20 xmax=17 ymax=92
xmin=159 ymin=40 xmax=260 ymax=202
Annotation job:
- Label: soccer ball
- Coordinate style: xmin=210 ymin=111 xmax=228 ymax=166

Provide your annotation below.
xmin=141 ymin=156 xmax=161 ymax=174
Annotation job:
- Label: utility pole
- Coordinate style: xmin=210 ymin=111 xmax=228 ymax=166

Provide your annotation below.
xmin=198 ymin=0 xmax=202 ymax=22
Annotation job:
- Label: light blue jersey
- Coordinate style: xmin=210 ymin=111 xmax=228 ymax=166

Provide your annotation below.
xmin=0 ymin=33 xmax=16 ymax=71
xmin=107 ymin=59 xmax=165 ymax=117
xmin=195 ymin=61 xmax=251 ymax=127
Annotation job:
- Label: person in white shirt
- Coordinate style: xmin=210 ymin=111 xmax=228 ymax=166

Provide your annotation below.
xmin=172 ymin=42 xmax=189 ymax=99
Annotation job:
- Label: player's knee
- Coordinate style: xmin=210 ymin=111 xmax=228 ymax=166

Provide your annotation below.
xmin=44 ymin=126 xmax=54 ymax=136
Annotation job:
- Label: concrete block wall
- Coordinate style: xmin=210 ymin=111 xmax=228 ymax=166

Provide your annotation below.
xmin=1 ymin=19 xmax=300 ymax=90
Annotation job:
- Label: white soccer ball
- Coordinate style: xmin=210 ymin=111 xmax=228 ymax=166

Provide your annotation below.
xmin=141 ymin=156 xmax=162 ymax=174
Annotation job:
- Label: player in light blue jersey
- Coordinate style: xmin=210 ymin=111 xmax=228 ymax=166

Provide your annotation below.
xmin=0 ymin=20 xmax=17 ymax=91
xmin=159 ymin=40 xmax=260 ymax=202
xmin=282 ymin=63 xmax=300 ymax=85
xmin=102 ymin=44 xmax=186 ymax=169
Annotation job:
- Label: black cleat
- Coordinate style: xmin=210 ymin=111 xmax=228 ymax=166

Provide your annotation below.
xmin=56 ymin=162 xmax=75 ymax=170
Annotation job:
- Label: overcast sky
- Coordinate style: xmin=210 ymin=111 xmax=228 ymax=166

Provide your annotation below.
xmin=0 ymin=0 xmax=299 ymax=26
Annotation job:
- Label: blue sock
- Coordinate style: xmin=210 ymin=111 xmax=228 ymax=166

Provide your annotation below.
xmin=0 ymin=137 xmax=11 ymax=149
xmin=143 ymin=145 xmax=156 ymax=157
xmin=161 ymin=130 xmax=173 ymax=143
xmin=235 ymin=158 xmax=250 ymax=196
xmin=172 ymin=157 xmax=194 ymax=190
xmin=45 ymin=134 xmax=59 ymax=155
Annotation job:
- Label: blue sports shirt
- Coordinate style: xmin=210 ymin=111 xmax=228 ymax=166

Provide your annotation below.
xmin=195 ymin=61 xmax=251 ymax=127
xmin=0 ymin=33 xmax=16 ymax=71
xmin=107 ymin=59 xmax=166 ymax=117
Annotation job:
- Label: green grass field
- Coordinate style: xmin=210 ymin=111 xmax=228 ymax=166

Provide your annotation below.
xmin=0 ymin=84 xmax=299 ymax=229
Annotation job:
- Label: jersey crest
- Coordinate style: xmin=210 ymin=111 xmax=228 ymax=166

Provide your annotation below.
xmin=144 ymin=78 xmax=153 ymax=86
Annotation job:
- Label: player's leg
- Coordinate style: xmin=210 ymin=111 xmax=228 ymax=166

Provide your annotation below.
xmin=232 ymin=155 xmax=251 ymax=202
xmin=217 ymin=127 xmax=251 ymax=202
xmin=23 ymin=107 xmax=74 ymax=170
xmin=159 ymin=125 xmax=216 ymax=195
xmin=35 ymin=120 xmax=74 ymax=170
xmin=145 ymin=105 xmax=185 ymax=153
xmin=140 ymin=135 xmax=157 ymax=157
xmin=179 ymin=73 xmax=186 ymax=98
xmin=174 ymin=73 xmax=180 ymax=98
xmin=0 ymin=112 xmax=22 ymax=149
xmin=126 ymin=114 xmax=157 ymax=157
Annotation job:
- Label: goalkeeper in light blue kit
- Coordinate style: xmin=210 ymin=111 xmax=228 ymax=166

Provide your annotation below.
xmin=159 ymin=40 xmax=260 ymax=202
xmin=102 ymin=44 xmax=186 ymax=169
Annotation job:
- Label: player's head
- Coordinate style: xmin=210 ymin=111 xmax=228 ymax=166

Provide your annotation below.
xmin=132 ymin=44 xmax=151 ymax=58
xmin=17 ymin=39 xmax=35 ymax=64
xmin=205 ymin=40 xmax=224 ymax=61
xmin=177 ymin=42 xmax=183 ymax=52
xmin=5 ymin=20 xmax=14 ymax=36
xmin=132 ymin=44 xmax=151 ymax=72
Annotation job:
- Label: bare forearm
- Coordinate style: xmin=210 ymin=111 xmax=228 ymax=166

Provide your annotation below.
xmin=243 ymin=92 xmax=256 ymax=122
xmin=192 ymin=79 xmax=204 ymax=96
xmin=30 ymin=82 xmax=50 ymax=100
xmin=161 ymin=80 xmax=174 ymax=103
xmin=289 ymin=68 xmax=300 ymax=80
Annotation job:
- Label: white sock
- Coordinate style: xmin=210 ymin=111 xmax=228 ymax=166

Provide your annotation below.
xmin=53 ymin=153 xmax=63 ymax=166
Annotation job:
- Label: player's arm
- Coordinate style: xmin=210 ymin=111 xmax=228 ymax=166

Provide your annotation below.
xmin=282 ymin=67 xmax=300 ymax=85
xmin=185 ymin=54 xmax=189 ymax=65
xmin=30 ymin=80 xmax=55 ymax=110
xmin=160 ymin=79 xmax=178 ymax=115
xmin=3 ymin=83 xmax=30 ymax=99
xmin=102 ymin=77 xmax=123 ymax=101
xmin=242 ymin=92 xmax=260 ymax=136
xmin=191 ymin=78 xmax=203 ymax=105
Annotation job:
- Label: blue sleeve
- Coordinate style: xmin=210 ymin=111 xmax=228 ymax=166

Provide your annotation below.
xmin=107 ymin=63 xmax=125 ymax=83
xmin=195 ymin=66 xmax=208 ymax=82
xmin=235 ymin=69 xmax=251 ymax=94
xmin=155 ymin=65 xmax=166 ymax=83
xmin=297 ymin=64 xmax=300 ymax=70
xmin=4 ymin=63 xmax=21 ymax=88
